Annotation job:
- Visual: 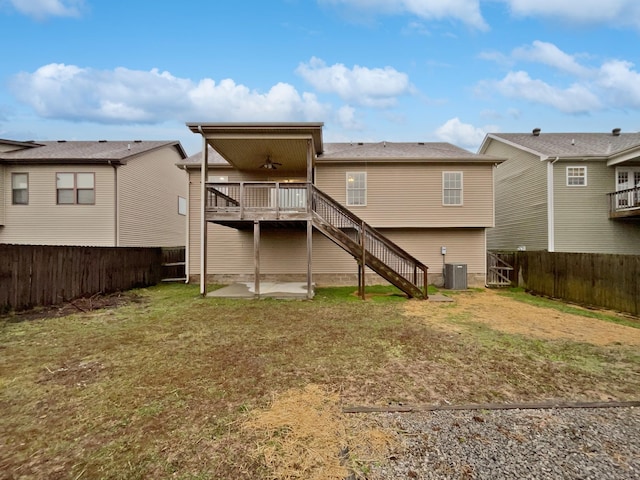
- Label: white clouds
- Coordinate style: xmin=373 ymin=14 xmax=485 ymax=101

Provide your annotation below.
xmin=10 ymin=64 xmax=330 ymax=124
xmin=296 ymin=57 xmax=413 ymax=108
xmin=320 ymin=0 xmax=640 ymax=30
xmin=501 ymin=0 xmax=640 ymax=28
xmin=512 ymin=41 xmax=590 ymax=77
xmin=319 ymin=0 xmax=488 ymax=30
xmin=435 ymin=117 xmax=489 ymax=150
xmin=8 ymin=0 xmax=84 ymax=20
xmin=480 ymin=41 xmax=640 ymax=114
xmin=597 ymin=60 xmax=640 ymax=109
xmin=490 ymin=71 xmax=602 ymax=114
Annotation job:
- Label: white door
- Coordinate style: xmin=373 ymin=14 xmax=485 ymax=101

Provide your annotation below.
xmin=616 ymin=169 xmax=640 ymax=208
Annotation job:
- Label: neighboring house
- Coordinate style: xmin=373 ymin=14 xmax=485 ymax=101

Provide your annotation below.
xmin=179 ymin=122 xmax=504 ymax=297
xmin=479 ymin=129 xmax=640 ymax=254
xmin=0 ymin=139 xmax=188 ymax=247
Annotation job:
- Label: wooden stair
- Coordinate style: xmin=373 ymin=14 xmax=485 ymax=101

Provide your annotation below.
xmin=311 ymin=186 xmax=428 ymax=299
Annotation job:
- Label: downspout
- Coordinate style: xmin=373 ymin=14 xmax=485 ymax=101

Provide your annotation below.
xmin=109 ymin=161 xmax=119 ymax=246
xmin=547 ymin=157 xmax=559 ymax=252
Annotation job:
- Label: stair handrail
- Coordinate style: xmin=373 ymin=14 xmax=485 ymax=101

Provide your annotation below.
xmin=310 ymin=185 xmax=428 ymax=294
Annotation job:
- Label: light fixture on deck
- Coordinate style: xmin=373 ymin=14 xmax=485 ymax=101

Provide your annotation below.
xmin=260 ymin=156 xmax=282 ymax=170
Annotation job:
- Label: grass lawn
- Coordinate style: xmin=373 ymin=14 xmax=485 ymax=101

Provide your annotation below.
xmin=1 ymin=283 xmax=638 ymax=479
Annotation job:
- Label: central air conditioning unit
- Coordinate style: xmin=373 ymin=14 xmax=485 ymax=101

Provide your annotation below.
xmin=444 ymin=263 xmax=467 ymax=290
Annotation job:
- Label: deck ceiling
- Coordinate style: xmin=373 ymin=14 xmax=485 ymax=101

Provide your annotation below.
xmin=187 ymin=122 xmax=324 ymax=173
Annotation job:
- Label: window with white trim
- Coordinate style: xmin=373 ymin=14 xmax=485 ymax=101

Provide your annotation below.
xmin=178 ymin=196 xmax=187 ymax=215
xmin=566 ymin=166 xmax=587 ymax=186
xmin=56 ymin=172 xmax=95 ymax=204
xmin=346 ymin=172 xmax=366 ymax=206
xmin=12 ymin=173 xmax=28 ymax=205
xmin=443 ymin=171 xmax=463 ymax=205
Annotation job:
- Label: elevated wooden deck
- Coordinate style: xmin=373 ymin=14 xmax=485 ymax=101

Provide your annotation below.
xmin=608 ymin=187 xmax=640 ymax=219
xmin=204 ymin=182 xmax=429 ymax=298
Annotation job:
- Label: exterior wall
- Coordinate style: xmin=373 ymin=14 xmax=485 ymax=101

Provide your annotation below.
xmin=484 ymin=141 xmax=549 ymax=250
xmin=0 ymin=164 xmax=115 ymax=245
xmin=191 ymin=227 xmax=486 ymax=287
xmin=188 ymin=169 xmax=487 ymax=286
xmin=118 ymin=146 xmax=188 ymax=247
xmin=0 ymin=165 xmax=4 ymax=225
xmin=553 ymin=160 xmax=640 ymax=254
xmin=315 ymin=163 xmax=495 ymax=228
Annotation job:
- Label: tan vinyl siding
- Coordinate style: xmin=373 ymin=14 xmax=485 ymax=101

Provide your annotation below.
xmin=484 ymin=141 xmax=548 ymax=250
xmin=315 ymin=163 xmax=495 ymax=228
xmin=0 ymin=166 xmax=4 ymax=225
xmin=118 ymin=147 xmax=187 ymax=247
xmin=0 ymin=164 xmax=115 ymax=245
xmin=554 ymin=161 xmax=640 ymax=254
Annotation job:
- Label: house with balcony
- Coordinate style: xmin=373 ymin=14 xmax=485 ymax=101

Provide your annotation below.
xmin=0 ymin=138 xmax=188 ymax=247
xmin=180 ymin=122 xmax=504 ymax=298
xmin=479 ymin=129 xmax=640 ymax=254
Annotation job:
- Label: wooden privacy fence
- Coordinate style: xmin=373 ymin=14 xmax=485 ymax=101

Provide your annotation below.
xmin=490 ymin=251 xmax=640 ymax=316
xmin=0 ymin=244 xmax=165 ymax=312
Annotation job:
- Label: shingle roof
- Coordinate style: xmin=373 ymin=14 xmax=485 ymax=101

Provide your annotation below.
xmin=178 ymin=141 xmax=503 ymax=166
xmin=0 ymin=140 xmax=186 ymax=164
xmin=319 ymin=141 xmax=492 ymax=161
xmin=485 ymin=132 xmax=640 ymax=158
xmin=178 ymin=146 xmax=230 ymax=166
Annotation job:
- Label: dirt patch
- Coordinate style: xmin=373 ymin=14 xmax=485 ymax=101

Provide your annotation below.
xmin=37 ymin=360 xmax=105 ymax=388
xmin=406 ymin=289 xmax=640 ymax=346
xmin=1 ymin=291 xmax=145 ymax=323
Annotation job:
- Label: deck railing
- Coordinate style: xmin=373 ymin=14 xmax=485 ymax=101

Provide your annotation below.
xmin=205 ymin=182 xmax=309 ymax=217
xmin=607 ymin=186 xmax=640 ymax=217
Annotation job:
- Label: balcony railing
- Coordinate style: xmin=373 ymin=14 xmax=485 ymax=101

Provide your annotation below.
xmin=607 ymin=186 xmax=640 ymax=218
xmin=205 ymin=182 xmax=310 ymax=220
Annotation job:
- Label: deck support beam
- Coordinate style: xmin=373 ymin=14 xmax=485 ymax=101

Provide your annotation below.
xmin=200 ymin=135 xmax=208 ymax=296
xmin=306 ymin=138 xmax=314 ymax=299
xmin=307 ymin=220 xmax=313 ymax=299
xmin=254 ymin=220 xmax=260 ymax=298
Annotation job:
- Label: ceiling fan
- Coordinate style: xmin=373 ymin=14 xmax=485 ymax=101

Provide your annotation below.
xmin=260 ymin=155 xmax=282 ymax=170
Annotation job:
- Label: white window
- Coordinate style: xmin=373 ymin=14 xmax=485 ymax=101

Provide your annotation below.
xmin=443 ymin=172 xmax=463 ymax=206
xmin=346 ymin=172 xmax=366 ymax=206
xmin=12 ymin=173 xmax=28 ymax=205
xmin=178 ymin=196 xmax=187 ymax=216
xmin=56 ymin=173 xmax=95 ymax=204
xmin=566 ymin=166 xmax=587 ymax=186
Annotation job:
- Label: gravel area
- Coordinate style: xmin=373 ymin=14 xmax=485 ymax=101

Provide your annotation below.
xmin=370 ymin=407 xmax=639 ymax=479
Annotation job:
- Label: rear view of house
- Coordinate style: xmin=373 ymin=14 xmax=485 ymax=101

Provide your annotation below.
xmin=480 ymin=129 xmax=640 ymax=254
xmin=0 ymin=139 xmax=188 ymax=247
xmin=180 ymin=122 xmax=504 ymax=297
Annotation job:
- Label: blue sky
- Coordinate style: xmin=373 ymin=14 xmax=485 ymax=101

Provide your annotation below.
xmin=1 ymin=0 xmax=639 ymax=155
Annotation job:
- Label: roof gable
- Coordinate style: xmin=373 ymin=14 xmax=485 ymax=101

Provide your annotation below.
xmin=482 ymin=132 xmax=640 ymax=159
xmin=0 ymin=140 xmax=187 ymax=165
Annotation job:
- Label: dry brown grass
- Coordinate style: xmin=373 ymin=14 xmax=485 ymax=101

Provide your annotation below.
xmin=244 ymin=384 xmax=394 ymax=480
xmin=1 ymin=284 xmax=638 ymax=479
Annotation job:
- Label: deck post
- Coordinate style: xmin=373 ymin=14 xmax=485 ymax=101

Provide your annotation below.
xmin=360 ymin=221 xmax=366 ymax=300
xmin=307 ymin=219 xmax=313 ymax=299
xmin=306 ymin=139 xmax=314 ymax=300
xmin=254 ymin=220 xmax=260 ymax=298
xmin=200 ymin=135 xmax=208 ymax=296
